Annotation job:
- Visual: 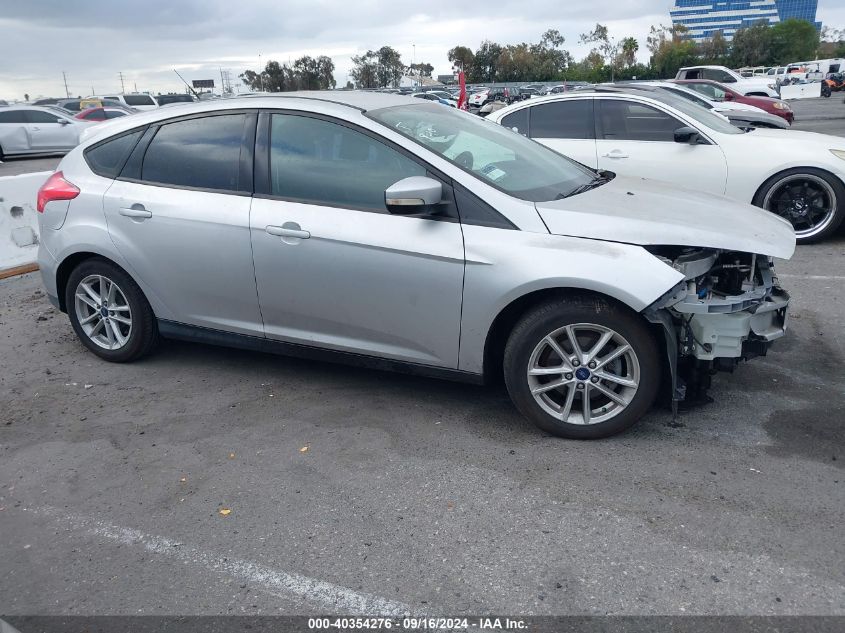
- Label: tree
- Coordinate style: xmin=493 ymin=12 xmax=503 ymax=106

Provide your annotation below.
xmin=770 ymin=18 xmax=821 ymax=63
xmin=530 ymin=29 xmax=572 ymax=80
xmin=239 ymin=56 xmax=335 ymax=92
xmin=406 ymin=62 xmax=434 ymax=78
xmin=617 ymin=37 xmax=639 ymax=68
xmin=447 ymin=46 xmax=475 ymax=74
xmin=472 ymin=40 xmax=504 ymax=82
xmin=350 ymin=46 xmax=404 ymax=88
xmin=697 ymin=31 xmax=729 ymax=64
xmin=581 ymin=24 xmax=633 ymax=81
xmin=730 ymin=20 xmax=775 ymax=67
xmin=350 ymin=50 xmax=378 ymax=89
xmin=819 ymin=26 xmax=845 ymax=58
xmin=24 ymin=93 xmax=29 ymax=102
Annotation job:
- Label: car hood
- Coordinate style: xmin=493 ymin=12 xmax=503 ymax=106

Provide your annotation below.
xmin=535 ymin=176 xmax=795 ymax=259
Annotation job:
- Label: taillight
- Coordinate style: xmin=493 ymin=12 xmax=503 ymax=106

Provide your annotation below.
xmin=37 ymin=171 xmax=80 ymax=213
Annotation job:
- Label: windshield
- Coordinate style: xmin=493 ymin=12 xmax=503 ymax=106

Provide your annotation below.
xmin=642 ymin=90 xmax=743 ymax=135
xmin=367 ymin=103 xmax=595 ymax=201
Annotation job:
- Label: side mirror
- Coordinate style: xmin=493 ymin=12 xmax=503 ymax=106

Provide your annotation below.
xmin=57 ymin=118 xmax=70 ymax=125
xmin=674 ymin=126 xmax=701 ymax=145
xmin=385 ymin=176 xmax=443 ymax=215
xmin=723 ymin=92 xmax=734 ymax=101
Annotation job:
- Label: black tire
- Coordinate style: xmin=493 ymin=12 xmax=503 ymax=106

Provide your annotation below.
xmin=753 ymin=168 xmax=845 ymax=243
xmin=65 ymin=257 xmax=158 ymax=362
xmin=503 ymin=295 xmax=660 ymax=439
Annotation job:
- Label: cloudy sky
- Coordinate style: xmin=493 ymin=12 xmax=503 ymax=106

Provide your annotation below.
xmin=1 ymin=0 xmax=844 ymax=99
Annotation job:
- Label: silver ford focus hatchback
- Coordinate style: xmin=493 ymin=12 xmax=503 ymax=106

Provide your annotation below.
xmin=36 ymin=92 xmax=795 ymax=438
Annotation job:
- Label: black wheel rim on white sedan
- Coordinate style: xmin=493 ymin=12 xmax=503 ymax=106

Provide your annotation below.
xmin=74 ymin=274 xmax=133 ymax=350
xmin=526 ymin=323 xmax=640 ymax=426
xmin=763 ymin=174 xmax=837 ymax=240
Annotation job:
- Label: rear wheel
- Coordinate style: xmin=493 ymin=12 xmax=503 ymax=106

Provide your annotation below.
xmin=65 ymin=258 xmax=158 ymax=362
xmin=754 ymin=168 xmax=845 ymax=243
xmin=503 ymin=296 xmax=660 ymax=439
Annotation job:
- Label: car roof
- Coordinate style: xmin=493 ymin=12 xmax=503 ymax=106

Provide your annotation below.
xmin=76 ymin=91 xmax=425 ymax=145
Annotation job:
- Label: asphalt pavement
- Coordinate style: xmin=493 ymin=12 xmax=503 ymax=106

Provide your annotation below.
xmin=0 ymin=97 xmax=843 ymax=618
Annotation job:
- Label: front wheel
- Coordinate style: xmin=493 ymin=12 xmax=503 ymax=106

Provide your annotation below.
xmin=754 ymin=168 xmax=845 ymax=243
xmin=503 ymin=296 xmax=660 ymax=439
xmin=65 ymin=257 xmax=158 ymax=362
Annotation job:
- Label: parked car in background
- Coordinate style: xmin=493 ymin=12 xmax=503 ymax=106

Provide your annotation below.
xmin=621 ymin=82 xmax=789 ymax=129
xmin=55 ymin=98 xmax=126 ymax=113
xmin=0 ymin=105 xmax=91 ymax=159
xmin=521 ymin=84 xmax=548 ymax=94
xmin=673 ymin=79 xmax=793 ymax=124
xmin=91 ymin=94 xmax=158 ymax=110
xmin=74 ymin=105 xmax=136 ymax=122
xmin=155 ymin=94 xmax=195 ymax=106
xmin=489 ymin=89 xmax=845 ymax=242
xmin=412 ymin=92 xmax=455 ymax=107
xmin=416 ymin=90 xmax=458 ymax=108
xmin=547 ymin=82 xmax=590 ymax=94
xmin=675 ymin=66 xmax=779 ymax=97
xmin=36 ymin=93 xmax=793 ymax=439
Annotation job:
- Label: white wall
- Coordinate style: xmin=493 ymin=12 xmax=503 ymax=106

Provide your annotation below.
xmin=0 ymin=171 xmax=51 ymax=270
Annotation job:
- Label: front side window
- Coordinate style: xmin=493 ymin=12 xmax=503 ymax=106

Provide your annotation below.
xmin=83 ymin=109 xmax=105 ymax=121
xmin=141 ymin=114 xmax=247 ymax=191
xmin=368 ymin=102 xmax=594 ymax=202
xmin=529 ymin=100 xmax=594 ymax=140
xmin=598 ymin=100 xmax=684 ymax=142
xmin=705 ymin=69 xmax=736 ymax=83
xmin=269 ymin=114 xmax=425 ymax=211
xmin=105 ymin=110 xmax=127 ymax=119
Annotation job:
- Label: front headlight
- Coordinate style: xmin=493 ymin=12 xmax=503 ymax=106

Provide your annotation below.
xmin=772 ymin=101 xmax=790 ymax=110
xmin=831 ymin=149 xmax=845 ymax=162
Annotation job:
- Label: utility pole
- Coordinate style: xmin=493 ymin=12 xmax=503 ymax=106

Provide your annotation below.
xmin=118 ymin=72 xmax=126 ymax=94
xmin=258 ymin=53 xmax=263 ymax=91
xmin=62 ymin=71 xmax=70 ymax=98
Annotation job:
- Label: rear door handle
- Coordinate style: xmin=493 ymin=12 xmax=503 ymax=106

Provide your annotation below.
xmin=266 ymin=225 xmax=310 ymax=239
xmin=602 ymin=150 xmax=629 ymax=159
xmin=119 ymin=206 xmax=152 ymax=219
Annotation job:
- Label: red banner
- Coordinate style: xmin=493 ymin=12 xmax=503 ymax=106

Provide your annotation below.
xmin=457 ymin=71 xmax=468 ymax=110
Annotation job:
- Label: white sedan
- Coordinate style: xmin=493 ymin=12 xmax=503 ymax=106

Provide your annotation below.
xmin=488 ymin=90 xmax=845 ymax=242
xmin=0 ymin=106 xmax=93 ymax=160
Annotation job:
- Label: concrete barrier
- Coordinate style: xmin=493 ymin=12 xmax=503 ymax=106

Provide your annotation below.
xmin=0 ymin=171 xmax=51 ymax=273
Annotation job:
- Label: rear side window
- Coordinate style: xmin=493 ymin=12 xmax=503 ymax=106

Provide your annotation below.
xmin=0 ymin=110 xmax=27 ymax=123
xmin=141 ymin=114 xmax=247 ymax=191
xmin=86 ymin=130 xmax=144 ymax=178
xmin=501 ymin=108 xmax=529 ymax=135
xmin=598 ymin=100 xmax=683 ymax=142
xmin=82 ymin=110 xmax=105 ymax=121
xmin=529 ymin=100 xmax=594 ymax=139
xmin=26 ymin=110 xmax=64 ymax=124
xmin=124 ymin=95 xmax=156 ymax=106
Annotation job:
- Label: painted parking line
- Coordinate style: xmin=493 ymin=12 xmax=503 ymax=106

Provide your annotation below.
xmin=25 ymin=506 xmax=411 ymax=616
xmin=778 ymin=274 xmax=845 ymax=281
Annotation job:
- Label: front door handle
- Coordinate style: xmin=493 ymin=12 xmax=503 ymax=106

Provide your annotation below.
xmin=266 ymin=224 xmax=310 ymax=239
xmin=602 ymin=150 xmax=629 ymax=159
xmin=119 ymin=205 xmax=152 ymax=219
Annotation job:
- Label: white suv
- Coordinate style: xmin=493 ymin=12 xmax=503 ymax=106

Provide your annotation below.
xmin=675 ymin=66 xmax=778 ymax=97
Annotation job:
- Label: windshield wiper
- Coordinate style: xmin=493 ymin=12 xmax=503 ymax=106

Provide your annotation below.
xmin=563 ymin=174 xmax=613 ymax=198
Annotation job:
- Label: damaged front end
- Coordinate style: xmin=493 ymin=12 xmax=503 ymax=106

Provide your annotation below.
xmin=643 ymin=247 xmax=790 ymax=409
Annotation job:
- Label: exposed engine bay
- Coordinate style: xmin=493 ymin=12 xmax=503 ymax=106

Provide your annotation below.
xmin=644 ymin=246 xmax=790 ymax=406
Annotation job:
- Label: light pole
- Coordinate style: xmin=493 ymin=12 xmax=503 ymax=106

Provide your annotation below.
xmin=258 ymin=53 xmax=263 ymax=92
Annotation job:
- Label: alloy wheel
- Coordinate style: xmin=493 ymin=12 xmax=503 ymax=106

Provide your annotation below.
xmin=526 ymin=323 xmax=640 ymax=425
xmin=74 ymin=274 xmax=133 ymax=350
xmin=763 ymin=174 xmax=837 ymax=239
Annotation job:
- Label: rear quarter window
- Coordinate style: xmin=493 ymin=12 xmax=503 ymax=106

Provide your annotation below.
xmin=123 ymin=95 xmax=156 ymax=106
xmin=84 ymin=130 xmax=144 ymax=178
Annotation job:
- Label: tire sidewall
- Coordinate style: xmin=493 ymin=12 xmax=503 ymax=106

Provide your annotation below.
xmin=65 ymin=258 xmax=154 ymax=362
xmin=504 ymin=299 xmax=660 ymax=439
xmin=754 ymin=167 xmax=845 ymax=243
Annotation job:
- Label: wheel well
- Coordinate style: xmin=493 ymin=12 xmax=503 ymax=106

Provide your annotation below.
xmin=55 ymin=252 xmax=108 ymax=312
xmin=481 ymin=288 xmax=663 ymax=384
xmin=745 ymin=92 xmax=770 ymax=97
